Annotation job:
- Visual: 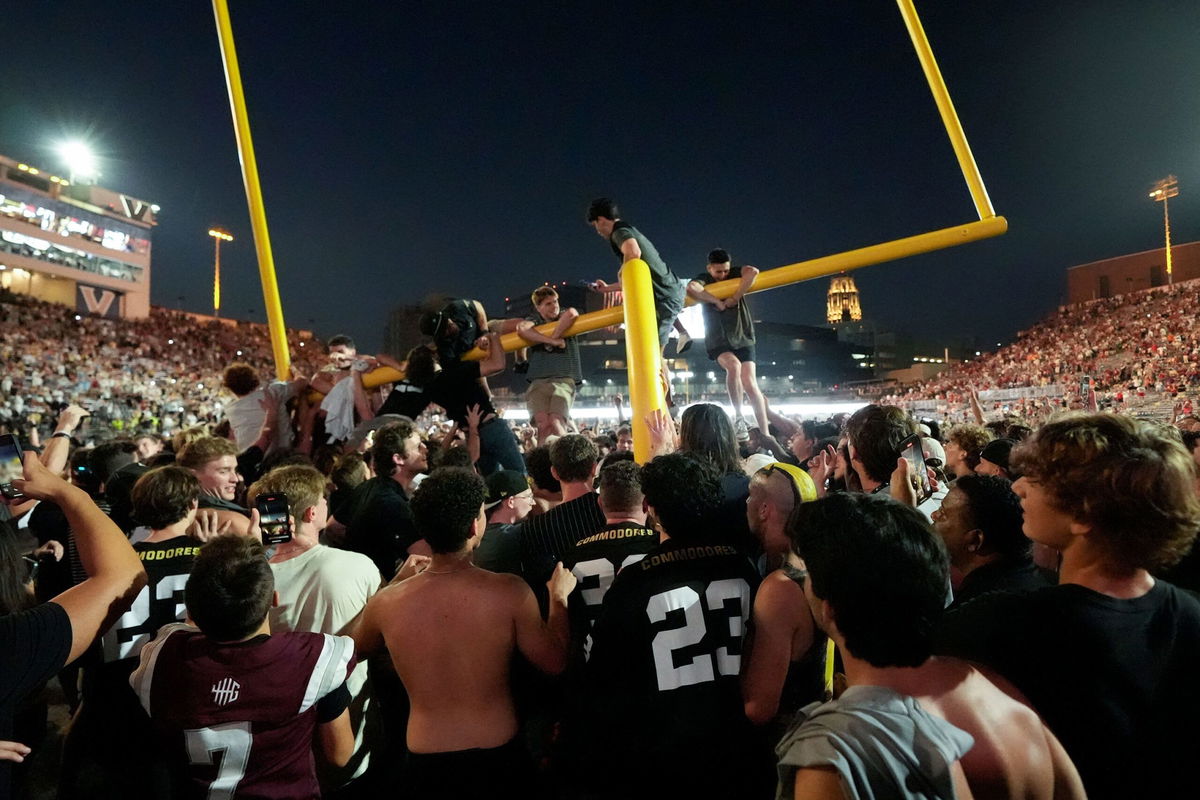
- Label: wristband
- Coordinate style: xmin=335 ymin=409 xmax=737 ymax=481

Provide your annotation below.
xmin=51 ymin=431 xmax=72 ymax=440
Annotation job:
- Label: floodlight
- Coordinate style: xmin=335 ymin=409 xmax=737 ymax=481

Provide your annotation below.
xmin=57 ymin=141 xmax=97 ymax=182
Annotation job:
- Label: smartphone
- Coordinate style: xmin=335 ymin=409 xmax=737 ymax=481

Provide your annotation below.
xmin=898 ymin=434 xmax=934 ymax=504
xmin=254 ymin=493 xmax=293 ymax=545
xmin=0 ymin=434 xmax=26 ymax=500
xmin=1080 ymin=376 xmax=1092 ymax=399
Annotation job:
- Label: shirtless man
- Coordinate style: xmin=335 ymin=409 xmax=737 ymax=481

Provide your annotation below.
xmin=741 ymin=463 xmax=821 ymax=735
xmin=352 ymin=467 xmax=575 ymax=798
xmin=779 ymin=493 xmax=1083 ymax=800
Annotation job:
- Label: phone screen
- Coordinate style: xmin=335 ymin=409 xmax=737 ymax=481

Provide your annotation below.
xmin=0 ymin=434 xmax=25 ymax=499
xmin=255 ymin=494 xmax=293 ymax=545
xmin=1080 ymin=376 xmax=1092 ymax=398
xmin=899 ymin=434 xmax=933 ymax=504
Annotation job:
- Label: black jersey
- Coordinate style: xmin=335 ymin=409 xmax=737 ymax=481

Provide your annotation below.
xmin=581 ymin=538 xmax=772 ymax=797
xmin=102 ymin=538 xmax=199 ymax=663
xmin=564 ymin=522 xmax=658 ymax=656
xmin=85 ymin=536 xmax=200 ymax=707
xmin=69 ymin=537 xmax=200 ymax=798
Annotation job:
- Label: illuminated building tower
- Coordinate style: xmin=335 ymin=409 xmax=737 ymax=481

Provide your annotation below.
xmin=826 ymin=273 xmax=862 ymax=325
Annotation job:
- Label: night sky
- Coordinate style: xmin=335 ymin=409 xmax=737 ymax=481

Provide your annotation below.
xmin=2 ymin=1 xmax=1196 ymax=354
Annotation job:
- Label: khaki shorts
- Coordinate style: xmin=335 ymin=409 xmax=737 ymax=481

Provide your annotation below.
xmin=526 ymin=378 xmax=575 ymax=418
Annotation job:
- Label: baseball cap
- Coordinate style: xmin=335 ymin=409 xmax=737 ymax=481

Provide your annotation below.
xmin=979 ymin=438 xmax=1016 ymax=472
xmin=921 ymin=437 xmax=947 ymax=467
xmin=419 ymin=310 xmax=449 ymax=339
xmin=484 ymin=470 xmax=530 ymax=510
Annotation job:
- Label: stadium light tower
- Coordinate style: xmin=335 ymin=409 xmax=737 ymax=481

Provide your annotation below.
xmin=1149 ymin=176 xmax=1179 ymax=284
xmin=56 ymin=140 xmax=98 ymax=184
xmin=208 ymin=228 xmax=234 ymax=317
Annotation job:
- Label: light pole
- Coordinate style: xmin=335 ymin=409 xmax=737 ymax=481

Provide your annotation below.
xmin=207 ymin=228 xmax=233 ymax=317
xmin=1149 ymin=176 xmax=1179 ymax=284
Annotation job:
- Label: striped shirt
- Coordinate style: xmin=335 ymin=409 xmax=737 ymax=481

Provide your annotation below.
xmin=519 ymin=492 xmax=605 ymax=586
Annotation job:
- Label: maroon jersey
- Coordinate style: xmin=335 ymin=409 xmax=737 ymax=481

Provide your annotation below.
xmin=130 ymin=623 xmax=355 ymax=800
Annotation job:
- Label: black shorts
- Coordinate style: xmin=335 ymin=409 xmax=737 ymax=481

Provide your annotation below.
xmin=404 ymin=737 xmax=535 ymax=798
xmin=708 ymin=344 xmax=756 ymax=364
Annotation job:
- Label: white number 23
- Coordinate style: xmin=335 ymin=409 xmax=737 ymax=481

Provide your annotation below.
xmin=646 ymin=579 xmax=750 ymax=691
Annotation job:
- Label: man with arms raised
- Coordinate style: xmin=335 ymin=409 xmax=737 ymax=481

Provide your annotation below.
xmin=938 ymin=414 xmax=1200 ymax=799
xmin=352 ymin=468 xmax=575 ymax=798
xmin=687 ymin=249 xmax=780 ymax=454
xmin=248 ymin=465 xmax=383 ymax=794
xmin=780 ymin=493 xmax=1083 ymax=800
xmin=0 ymin=454 xmax=145 ymax=800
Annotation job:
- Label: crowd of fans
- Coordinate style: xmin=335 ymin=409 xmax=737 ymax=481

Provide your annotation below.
xmin=887 ymin=278 xmax=1200 ymax=422
xmin=0 ymin=289 xmax=320 ymax=438
xmin=3 ymin=268 xmax=1200 ymax=799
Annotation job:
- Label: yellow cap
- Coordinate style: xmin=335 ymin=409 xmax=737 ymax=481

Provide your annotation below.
xmin=760 ymin=461 xmax=818 ymax=503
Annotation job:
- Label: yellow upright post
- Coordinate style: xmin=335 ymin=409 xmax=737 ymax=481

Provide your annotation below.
xmin=896 ymin=0 xmax=995 ymax=221
xmin=211 ymin=0 xmax=291 ymax=380
xmin=620 ymin=259 xmax=666 ymax=463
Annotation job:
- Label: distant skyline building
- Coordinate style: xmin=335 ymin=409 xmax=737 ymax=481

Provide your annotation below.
xmin=826 ymin=273 xmax=863 ymax=325
xmin=0 ymin=152 xmax=158 ymax=319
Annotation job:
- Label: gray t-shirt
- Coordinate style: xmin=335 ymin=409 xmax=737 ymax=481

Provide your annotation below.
xmin=693 ymin=266 xmax=755 ymax=351
xmin=775 ymin=685 xmax=974 ymax=800
xmin=609 ymin=223 xmax=684 ymax=314
xmin=524 ymin=313 xmax=582 ymax=383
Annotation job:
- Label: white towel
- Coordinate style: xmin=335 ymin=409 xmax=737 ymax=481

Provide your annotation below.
xmin=320 ymin=378 xmax=356 ymax=443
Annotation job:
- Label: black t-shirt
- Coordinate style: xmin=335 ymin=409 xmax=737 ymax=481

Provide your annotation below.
xmin=437 ymin=299 xmax=481 ymax=362
xmin=376 ymin=380 xmax=429 ymax=419
xmin=580 ymin=539 xmax=767 ymax=795
xmin=342 ymin=476 xmax=419 ymax=579
xmin=950 ymin=556 xmax=1053 ymax=609
xmin=936 ymin=580 xmax=1200 ymax=799
xmin=198 ymin=494 xmax=251 ymax=517
xmin=1 ymin=603 xmax=72 ymax=800
xmin=475 ymin=522 xmax=523 ymax=576
xmin=425 ymin=361 xmax=495 ymax=427
xmin=692 ymin=266 xmax=755 ymax=351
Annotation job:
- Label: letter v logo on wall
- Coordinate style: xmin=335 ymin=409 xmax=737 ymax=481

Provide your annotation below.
xmin=76 ymin=283 xmax=122 ymax=319
xmin=120 ymin=195 xmax=150 ymax=221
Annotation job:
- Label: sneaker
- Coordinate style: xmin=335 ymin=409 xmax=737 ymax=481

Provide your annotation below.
xmin=676 ymin=332 xmax=693 ymax=354
xmin=734 ymin=417 xmax=750 ymax=442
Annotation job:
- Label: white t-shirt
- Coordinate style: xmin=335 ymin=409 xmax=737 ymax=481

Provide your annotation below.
xmin=225 ymin=382 xmax=297 ymax=453
xmin=270 ymin=544 xmax=382 ymax=784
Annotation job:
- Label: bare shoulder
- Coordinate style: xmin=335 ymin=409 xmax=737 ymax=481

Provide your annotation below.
xmin=756 ymin=569 xmax=805 ymax=609
xmin=490 ymin=571 xmax=534 ymax=602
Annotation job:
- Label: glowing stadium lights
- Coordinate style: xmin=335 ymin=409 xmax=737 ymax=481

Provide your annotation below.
xmin=1149 ymin=176 xmax=1179 ymax=284
xmin=56 ymin=140 xmax=98 ymax=183
xmin=208 ymin=228 xmax=234 ymax=317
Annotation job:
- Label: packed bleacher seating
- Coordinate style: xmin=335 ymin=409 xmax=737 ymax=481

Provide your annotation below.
xmin=885 ymin=278 xmax=1200 ymax=423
